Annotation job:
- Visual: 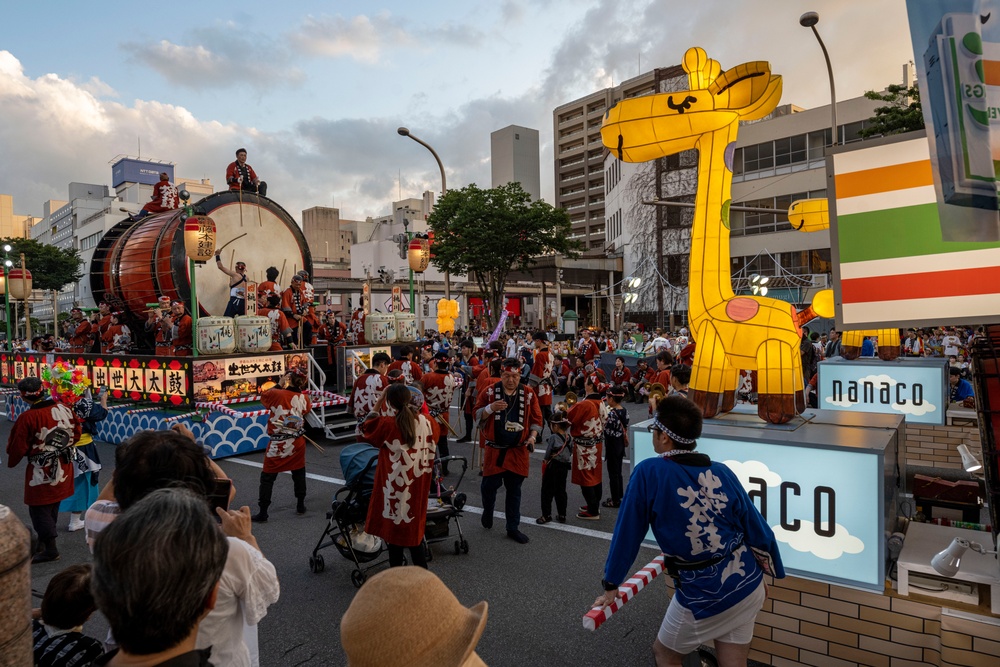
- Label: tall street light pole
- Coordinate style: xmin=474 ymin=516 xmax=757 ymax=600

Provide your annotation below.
xmin=397 ymin=127 xmax=451 ymax=301
xmin=2 ymin=245 xmax=11 ymax=349
xmin=800 ymin=11 xmax=839 ymax=146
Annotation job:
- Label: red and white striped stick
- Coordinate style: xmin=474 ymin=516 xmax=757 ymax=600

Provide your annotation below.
xmin=306 ymin=389 xmax=347 ymax=403
xmin=107 ymin=403 xmax=134 ymax=411
xmin=126 ymin=406 xmax=162 ymax=415
xmin=212 ymin=395 xmax=260 ymax=405
xmin=582 ymin=555 xmax=665 ymax=632
xmin=163 ymin=410 xmax=200 ymax=423
xmin=199 ymin=402 xmax=269 ymax=419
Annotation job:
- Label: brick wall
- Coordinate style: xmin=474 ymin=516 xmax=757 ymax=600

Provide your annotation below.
xmin=904 ymin=423 xmax=980 ymax=471
xmin=747 ymin=575 xmax=1000 ymax=666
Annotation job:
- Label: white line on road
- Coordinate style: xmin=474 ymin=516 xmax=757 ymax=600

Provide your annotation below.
xmin=222 ymin=458 xmax=653 ymax=547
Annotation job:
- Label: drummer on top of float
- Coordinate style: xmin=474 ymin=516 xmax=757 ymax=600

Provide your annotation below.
xmin=226 ymin=148 xmax=267 ymax=197
xmin=129 ymin=172 xmax=179 ymax=222
xmin=215 ymin=252 xmax=249 ymax=318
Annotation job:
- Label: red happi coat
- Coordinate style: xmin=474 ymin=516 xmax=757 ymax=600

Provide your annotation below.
xmin=360 ymin=414 xmax=437 ymax=547
xmin=568 ymin=395 xmax=608 ymax=487
xmin=475 ymin=383 xmax=542 ymax=477
xmin=461 ymin=356 xmax=481 ymax=416
xmin=529 ymin=348 xmax=555 ymax=407
xmin=6 ymin=400 xmax=82 ymax=505
xmin=422 ymin=370 xmax=457 ymax=426
xmin=69 ymin=320 xmax=92 ymax=353
xmin=610 ymin=366 xmax=631 ymax=386
xmin=260 ymin=388 xmax=312 ymax=473
xmin=349 ymin=370 xmax=389 ymax=422
xmin=578 ymin=338 xmax=599 ymax=361
xmin=388 ymin=359 xmax=423 ymax=385
xmin=349 ymin=310 xmax=366 ymax=345
xmin=97 ymin=314 xmax=112 ymax=352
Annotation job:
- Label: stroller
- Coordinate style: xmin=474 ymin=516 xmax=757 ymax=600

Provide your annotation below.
xmin=309 ymin=445 xmax=471 ymax=587
xmin=309 ymin=443 xmax=386 ymax=588
xmin=423 ymin=455 xmax=470 ymax=560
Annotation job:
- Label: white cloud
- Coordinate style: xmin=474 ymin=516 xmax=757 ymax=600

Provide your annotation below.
xmin=722 ymin=459 xmax=782 ymax=488
xmin=773 ymin=522 xmax=865 ymax=560
xmin=122 ymin=30 xmax=304 ymax=90
xmin=823 ymin=373 xmax=938 ymax=417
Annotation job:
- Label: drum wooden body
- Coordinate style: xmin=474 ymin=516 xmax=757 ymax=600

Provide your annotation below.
xmin=395 ymin=313 xmax=417 ymax=342
xmin=196 ymin=316 xmax=236 ymax=355
xmin=90 ymin=191 xmax=312 ymax=319
xmin=235 ymin=315 xmax=271 ymax=353
xmin=365 ymin=312 xmax=396 ymax=344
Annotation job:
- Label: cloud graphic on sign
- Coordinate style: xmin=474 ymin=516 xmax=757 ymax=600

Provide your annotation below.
xmin=722 ymin=459 xmax=782 ymax=487
xmin=824 ymin=373 xmax=937 ymax=417
xmin=773 ymin=522 xmax=865 ymax=560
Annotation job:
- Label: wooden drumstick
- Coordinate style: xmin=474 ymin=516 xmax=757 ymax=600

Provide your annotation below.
xmin=238 ymin=186 xmax=244 ymax=227
xmin=229 ymin=249 xmax=235 ymax=270
xmin=279 ymin=259 xmax=286 ymax=285
xmin=215 ymin=233 xmax=247 ymax=255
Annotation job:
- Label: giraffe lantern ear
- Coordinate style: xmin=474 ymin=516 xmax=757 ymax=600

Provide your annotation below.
xmin=708 ymin=61 xmax=782 ymax=121
xmin=683 ymin=47 xmax=721 ymax=90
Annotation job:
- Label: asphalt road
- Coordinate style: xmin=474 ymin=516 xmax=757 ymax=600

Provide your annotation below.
xmin=3 ymin=397 xmax=677 ymax=666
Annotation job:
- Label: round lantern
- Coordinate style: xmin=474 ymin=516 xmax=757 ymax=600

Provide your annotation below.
xmin=183 ymin=215 xmax=217 ymax=262
xmin=408 ymin=238 xmax=430 ymax=273
xmin=7 ymin=268 xmax=31 ymax=300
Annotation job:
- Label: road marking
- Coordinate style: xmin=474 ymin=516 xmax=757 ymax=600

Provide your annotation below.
xmin=222 ymin=458 xmax=653 ymax=547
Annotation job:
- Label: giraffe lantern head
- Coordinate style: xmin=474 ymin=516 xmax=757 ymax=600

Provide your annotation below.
xmin=601 ymin=47 xmax=782 ymax=163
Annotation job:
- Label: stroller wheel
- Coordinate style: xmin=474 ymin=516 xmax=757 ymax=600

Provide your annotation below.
xmin=351 ymin=570 xmax=366 ymax=588
xmin=309 ymin=554 xmax=325 ymax=574
xmin=461 ymin=539 xmax=470 ymax=555
xmin=452 ymin=492 xmax=467 ymax=510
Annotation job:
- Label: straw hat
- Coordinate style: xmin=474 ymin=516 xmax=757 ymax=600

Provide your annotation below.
xmin=341 ymin=567 xmax=488 ymax=667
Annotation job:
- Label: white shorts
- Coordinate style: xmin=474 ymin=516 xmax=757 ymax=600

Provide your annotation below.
xmin=657 ymin=580 xmax=766 ymax=654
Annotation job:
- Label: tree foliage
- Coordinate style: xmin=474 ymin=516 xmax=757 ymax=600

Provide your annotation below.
xmin=427 ymin=182 xmax=581 ymax=329
xmin=858 ymin=84 xmax=924 ymax=138
xmin=0 ymin=237 xmax=84 ymax=292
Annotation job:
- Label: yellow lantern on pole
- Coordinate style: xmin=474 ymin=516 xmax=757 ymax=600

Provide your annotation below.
xmin=408 ymin=238 xmax=430 ymax=273
xmin=183 ymin=215 xmax=217 ymax=262
xmin=7 ymin=268 xmax=31 ymax=301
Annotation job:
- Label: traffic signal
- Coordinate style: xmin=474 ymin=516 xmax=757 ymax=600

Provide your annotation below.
xmin=393 ymin=233 xmax=408 ymax=259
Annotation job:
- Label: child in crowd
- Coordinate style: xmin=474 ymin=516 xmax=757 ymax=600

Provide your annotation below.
xmin=669 ymin=363 xmax=690 ymax=398
xmin=602 ymin=385 xmax=630 ymax=509
xmin=537 ymin=410 xmax=573 ymax=525
xmin=32 ymin=564 xmax=105 ymax=667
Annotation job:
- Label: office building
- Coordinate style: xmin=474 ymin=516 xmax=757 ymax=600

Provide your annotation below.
xmin=491 ymin=125 xmax=540 ymax=200
xmin=553 ymin=71 xmax=660 ymax=253
xmin=0 ymin=194 xmax=39 ymax=238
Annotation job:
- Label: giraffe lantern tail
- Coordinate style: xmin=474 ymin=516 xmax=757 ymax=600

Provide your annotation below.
xmin=793 ymin=289 xmax=835 ymax=330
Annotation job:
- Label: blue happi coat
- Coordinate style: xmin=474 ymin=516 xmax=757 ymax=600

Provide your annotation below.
xmin=604 ymin=452 xmax=784 ymax=619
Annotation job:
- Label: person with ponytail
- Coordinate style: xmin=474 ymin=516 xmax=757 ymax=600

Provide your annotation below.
xmin=361 ymin=383 xmax=437 ymax=567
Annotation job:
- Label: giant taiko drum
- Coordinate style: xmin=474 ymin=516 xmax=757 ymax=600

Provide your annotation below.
xmin=90 ymin=191 xmax=312 ymax=319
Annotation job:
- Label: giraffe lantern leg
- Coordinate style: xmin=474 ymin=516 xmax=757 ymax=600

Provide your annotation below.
xmin=756 ymin=339 xmax=798 ymax=424
xmin=840 ymin=330 xmax=866 ymax=360
xmin=877 ymin=329 xmax=901 ymax=361
xmin=689 ymin=324 xmax=728 ymax=419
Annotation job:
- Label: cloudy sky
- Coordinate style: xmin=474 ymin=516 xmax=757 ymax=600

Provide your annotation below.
xmin=0 ymin=0 xmax=912 ymax=222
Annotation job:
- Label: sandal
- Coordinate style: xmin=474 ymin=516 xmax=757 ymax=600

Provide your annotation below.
xmin=535 ymin=516 xmax=552 ymax=525
xmin=601 ymin=499 xmax=620 ymax=508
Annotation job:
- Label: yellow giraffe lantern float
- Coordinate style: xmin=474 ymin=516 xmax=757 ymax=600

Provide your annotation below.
xmin=602 ymin=47 xmax=835 ymax=424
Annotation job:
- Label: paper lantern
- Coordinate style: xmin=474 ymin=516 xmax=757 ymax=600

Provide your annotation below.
xmin=408 ymin=238 xmax=430 ymax=273
xmin=436 ymin=298 xmax=459 ymax=333
xmin=183 ymin=215 xmax=217 ymax=262
xmin=601 ymin=46 xmax=824 ymax=425
xmin=7 ymin=268 xmax=31 ymax=300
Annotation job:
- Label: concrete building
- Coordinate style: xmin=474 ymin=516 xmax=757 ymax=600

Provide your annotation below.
xmin=491 ymin=125 xmax=540 ymax=200
xmin=0 ymin=194 xmax=39 ymax=239
xmin=302 ymin=206 xmax=354 ymax=266
xmin=553 ymin=72 xmax=659 ymax=254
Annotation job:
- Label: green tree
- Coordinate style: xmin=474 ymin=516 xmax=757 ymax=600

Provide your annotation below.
xmin=0 ymin=237 xmax=83 ymax=292
xmin=858 ymin=84 xmax=924 ymax=138
xmin=427 ymin=182 xmax=581 ymax=329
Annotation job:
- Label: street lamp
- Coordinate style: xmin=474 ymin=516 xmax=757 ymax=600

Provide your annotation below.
xmin=800 ymin=11 xmax=839 ymax=146
xmin=397 ymin=126 xmax=451 ymax=300
xmin=1 ymin=244 xmax=11 ymax=349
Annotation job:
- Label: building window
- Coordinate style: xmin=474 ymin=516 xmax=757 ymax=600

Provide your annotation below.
xmin=79 ymin=232 xmax=102 ymax=251
xmin=729 ymin=190 xmax=826 ymax=237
